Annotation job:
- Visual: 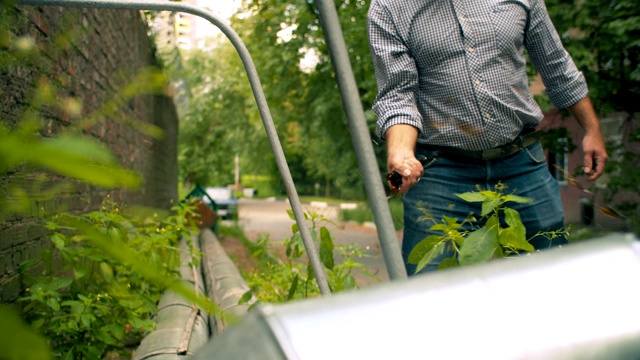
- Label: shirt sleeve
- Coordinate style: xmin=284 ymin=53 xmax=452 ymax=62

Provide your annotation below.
xmin=525 ymin=0 xmax=588 ymax=109
xmin=368 ymin=1 xmax=423 ymax=141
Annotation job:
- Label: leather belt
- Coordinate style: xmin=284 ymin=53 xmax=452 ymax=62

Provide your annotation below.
xmin=417 ymin=131 xmax=541 ymax=161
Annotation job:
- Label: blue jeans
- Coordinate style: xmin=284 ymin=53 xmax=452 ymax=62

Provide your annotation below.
xmin=403 ymin=141 xmax=567 ymax=275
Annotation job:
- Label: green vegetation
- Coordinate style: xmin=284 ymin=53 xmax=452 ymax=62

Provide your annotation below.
xmin=0 ymin=4 xmax=216 ymax=359
xmin=240 ymin=210 xmax=377 ymax=304
xmin=407 ymin=184 xmax=567 ymax=273
xmin=339 ymin=197 xmax=404 ymax=230
xmin=173 ymin=0 xmax=379 ymax=200
xmin=19 ymin=199 xmax=199 ymax=359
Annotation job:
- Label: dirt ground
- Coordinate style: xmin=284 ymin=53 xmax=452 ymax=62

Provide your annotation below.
xmin=216 ymin=234 xmax=261 ymax=273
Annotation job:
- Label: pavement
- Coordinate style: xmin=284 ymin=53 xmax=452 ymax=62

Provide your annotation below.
xmin=235 ymin=197 xmax=401 ymax=286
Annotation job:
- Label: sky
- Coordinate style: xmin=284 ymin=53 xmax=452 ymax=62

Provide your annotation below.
xmin=193 ymin=0 xmax=241 ymax=39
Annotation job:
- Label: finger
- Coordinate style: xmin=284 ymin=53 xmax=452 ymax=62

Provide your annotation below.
xmin=583 ymin=152 xmax=594 ymax=176
xmin=399 ymin=165 xmax=423 ymax=194
xmin=589 ymin=156 xmax=607 ymax=180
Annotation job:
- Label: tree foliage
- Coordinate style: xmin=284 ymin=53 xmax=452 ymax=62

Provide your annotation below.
xmin=227 ymin=0 xmax=378 ymax=199
xmin=178 ymin=38 xmax=270 ymax=188
xmin=545 ymin=0 xmax=639 ymax=113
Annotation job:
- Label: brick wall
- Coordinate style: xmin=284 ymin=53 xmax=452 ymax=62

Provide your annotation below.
xmin=0 ymin=5 xmax=179 ymax=302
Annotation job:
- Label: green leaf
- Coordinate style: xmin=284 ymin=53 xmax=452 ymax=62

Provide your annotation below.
xmin=341 ymin=275 xmax=356 ymax=290
xmin=479 ymin=190 xmax=500 ymax=198
xmin=500 ymin=228 xmax=534 ymax=252
xmin=415 ymin=242 xmax=446 ymax=274
xmin=119 ymin=298 xmax=143 ymax=309
xmin=49 ymin=277 xmax=73 ymax=291
xmin=438 ymin=255 xmax=458 ymax=270
xmin=107 ymin=323 xmax=126 ymax=341
xmin=128 ymin=316 xmax=145 ymax=329
xmin=429 ymin=224 xmax=449 ymax=232
xmin=140 ymin=319 xmax=156 ymax=332
xmin=407 ymin=235 xmax=442 ymax=264
xmin=14 ymin=135 xmax=142 ymax=188
xmin=62 ymin=349 xmax=74 ymax=360
xmin=502 ymin=194 xmax=532 ymax=204
xmin=73 ymin=267 xmax=86 ymax=280
xmin=251 ymin=248 xmax=264 ymax=258
xmin=499 ymin=208 xmax=534 ymax=252
xmin=99 ymin=262 xmax=114 ymax=282
xmin=319 ymin=226 xmax=335 ymax=270
xmin=286 ymin=274 xmax=299 ymax=301
xmin=459 ymin=218 xmax=499 ymax=266
xmin=80 ymin=314 xmax=93 ymax=328
xmin=0 ymin=307 xmax=50 ymax=360
xmin=51 ymin=233 xmax=66 ymax=249
xmin=41 ymin=135 xmax=117 ymax=164
xmin=31 ymin=318 xmax=45 ymax=330
xmin=503 ymin=208 xmax=524 ymax=229
xmin=46 ymin=298 xmax=60 ymax=312
xmin=238 ymin=290 xmax=253 ymax=305
xmin=443 ymin=215 xmax=461 ymax=228
xmin=481 ymin=198 xmax=501 ymax=216
xmin=456 ymin=192 xmax=487 ymax=203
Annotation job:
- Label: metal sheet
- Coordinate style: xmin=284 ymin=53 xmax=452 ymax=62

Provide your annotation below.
xmin=194 ymin=234 xmax=640 ymax=360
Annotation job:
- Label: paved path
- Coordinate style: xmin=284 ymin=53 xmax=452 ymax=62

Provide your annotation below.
xmin=235 ymin=198 xmax=401 ymax=286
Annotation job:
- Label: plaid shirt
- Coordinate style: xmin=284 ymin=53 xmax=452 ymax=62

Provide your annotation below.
xmin=368 ymin=0 xmax=588 ymax=151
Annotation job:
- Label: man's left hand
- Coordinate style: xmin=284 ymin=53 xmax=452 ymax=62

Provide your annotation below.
xmin=582 ymin=132 xmax=608 ymax=181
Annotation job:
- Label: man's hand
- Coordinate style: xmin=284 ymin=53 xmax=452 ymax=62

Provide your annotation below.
xmin=385 ymin=125 xmax=423 ymax=194
xmin=582 ymin=132 xmax=608 ymax=181
xmin=567 ymin=96 xmax=609 ymax=181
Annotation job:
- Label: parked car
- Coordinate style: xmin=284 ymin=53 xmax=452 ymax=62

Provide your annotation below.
xmin=202 ymin=187 xmax=238 ymax=220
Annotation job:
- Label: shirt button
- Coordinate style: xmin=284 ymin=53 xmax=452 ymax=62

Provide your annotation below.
xmin=459 ymin=15 xmax=466 ymax=21
xmin=467 ymin=47 xmax=474 ymax=53
xmin=484 ymin=113 xmax=492 ymax=119
xmin=475 ymin=80 xmax=481 ymax=86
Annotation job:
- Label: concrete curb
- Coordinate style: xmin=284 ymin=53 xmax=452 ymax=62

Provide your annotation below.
xmin=199 ymin=228 xmax=256 ymax=336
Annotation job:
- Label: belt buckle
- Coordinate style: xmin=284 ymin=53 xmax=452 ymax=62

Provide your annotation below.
xmin=481 ymin=147 xmax=505 ymax=160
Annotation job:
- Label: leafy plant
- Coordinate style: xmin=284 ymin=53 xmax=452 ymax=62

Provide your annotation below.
xmin=242 ymin=210 xmax=377 ymax=304
xmin=18 ymin=198 xmax=203 ymax=359
xmin=408 ymin=183 xmax=567 ymax=273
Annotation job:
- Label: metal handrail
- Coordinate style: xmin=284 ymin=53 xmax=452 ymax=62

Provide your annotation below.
xmin=17 ymin=0 xmax=332 ymax=295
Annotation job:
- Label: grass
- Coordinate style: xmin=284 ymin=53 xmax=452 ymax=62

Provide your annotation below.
xmin=339 ymin=197 xmax=404 ymax=230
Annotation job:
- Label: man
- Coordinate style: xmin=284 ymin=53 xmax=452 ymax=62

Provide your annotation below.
xmin=368 ymin=0 xmax=608 ymax=275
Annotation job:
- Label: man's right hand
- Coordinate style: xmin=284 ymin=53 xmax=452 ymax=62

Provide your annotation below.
xmin=385 ymin=125 xmax=423 ymax=194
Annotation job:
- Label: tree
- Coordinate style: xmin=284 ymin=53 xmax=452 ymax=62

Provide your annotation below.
xmin=178 ymin=37 xmax=271 ymax=188
xmin=231 ymin=0 xmax=377 ymax=199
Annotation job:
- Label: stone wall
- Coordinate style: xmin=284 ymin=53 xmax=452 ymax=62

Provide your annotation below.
xmin=0 ymin=5 xmax=179 ymax=302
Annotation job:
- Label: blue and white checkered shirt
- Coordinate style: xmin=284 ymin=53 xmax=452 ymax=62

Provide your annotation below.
xmin=368 ymin=0 xmax=588 ymax=151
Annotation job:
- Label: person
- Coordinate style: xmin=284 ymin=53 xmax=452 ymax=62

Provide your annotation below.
xmin=367 ymin=0 xmax=608 ymax=275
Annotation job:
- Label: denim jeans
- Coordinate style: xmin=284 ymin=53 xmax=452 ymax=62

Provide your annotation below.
xmin=403 ymin=141 xmax=567 ymax=275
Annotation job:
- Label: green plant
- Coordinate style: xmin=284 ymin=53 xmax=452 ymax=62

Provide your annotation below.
xmin=408 ymin=183 xmax=567 ymax=273
xmin=0 ymin=3 xmax=214 ymax=358
xmin=242 ymin=210 xmax=377 ymax=304
xmin=18 ymin=198 xmax=202 ymax=359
